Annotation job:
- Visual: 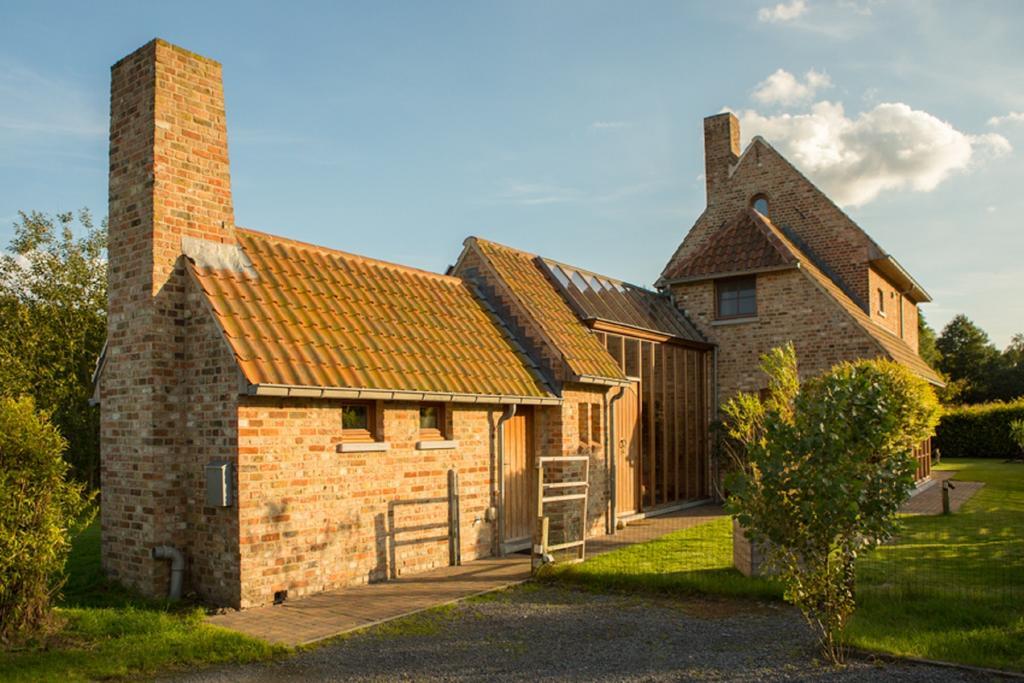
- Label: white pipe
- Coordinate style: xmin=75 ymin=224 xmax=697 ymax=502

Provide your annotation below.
xmin=152 ymin=545 xmax=184 ymax=601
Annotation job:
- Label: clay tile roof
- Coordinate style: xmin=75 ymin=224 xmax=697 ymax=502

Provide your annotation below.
xmin=469 ymin=238 xmax=627 ymax=382
xmin=663 ymin=208 xmax=798 ymax=282
xmin=538 ymin=258 xmax=707 ymax=344
xmin=187 ymin=228 xmax=557 ymax=401
xmin=751 ymin=213 xmax=944 ymax=386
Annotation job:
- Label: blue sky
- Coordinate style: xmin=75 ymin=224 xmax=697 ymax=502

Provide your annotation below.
xmin=1 ymin=1 xmax=1021 ymax=346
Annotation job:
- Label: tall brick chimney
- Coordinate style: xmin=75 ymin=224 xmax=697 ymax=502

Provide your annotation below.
xmin=703 ymin=112 xmax=741 ymax=206
xmin=102 ymin=39 xmax=236 ymax=597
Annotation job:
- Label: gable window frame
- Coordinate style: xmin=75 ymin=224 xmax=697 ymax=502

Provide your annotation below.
xmin=418 ymin=402 xmax=449 ymax=441
xmin=715 ymin=275 xmax=757 ymax=320
xmin=877 ymin=288 xmax=886 ymax=317
xmin=341 ymin=401 xmax=379 ymax=443
xmin=750 ymin=193 xmax=770 ymax=217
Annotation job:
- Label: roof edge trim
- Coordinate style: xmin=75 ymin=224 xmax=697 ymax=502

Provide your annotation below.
xmin=662 ymin=263 xmax=798 ymax=285
xmin=870 ymin=255 xmax=933 ymax=303
xmin=246 ymin=383 xmax=563 ymax=405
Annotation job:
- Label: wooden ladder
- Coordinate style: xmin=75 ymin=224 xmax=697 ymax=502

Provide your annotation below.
xmin=532 ymin=455 xmax=590 ymax=571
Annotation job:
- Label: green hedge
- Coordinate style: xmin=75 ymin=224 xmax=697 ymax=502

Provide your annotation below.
xmin=934 ymin=398 xmax=1024 ymax=458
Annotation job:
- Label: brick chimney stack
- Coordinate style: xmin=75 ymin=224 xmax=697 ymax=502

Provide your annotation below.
xmin=703 ymin=112 xmax=741 ymax=206
xmin=102 ymin=39 xmax=236 ymax=597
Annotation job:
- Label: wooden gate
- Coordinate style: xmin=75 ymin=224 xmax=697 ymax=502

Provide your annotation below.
xmin=502 ymin=407 xmax=534 ymax=550
xmin=615 ymin=381 xmax=641 ymax=516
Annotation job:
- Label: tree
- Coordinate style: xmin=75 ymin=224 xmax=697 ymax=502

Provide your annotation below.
xmin=936 ymin=314 xmax=1000 ymax=404
xmin=990 ymin=334 xmax=1024 ymax=402
xmin=917 ymin=313 xmax=941 ymax=370
xmin=0 ymin=396 xmax=94 ymax=644
xmin=724 ymin=344 xmax=939 ymax=664
xmin=0 ymin=210 xmax=106 ymax=487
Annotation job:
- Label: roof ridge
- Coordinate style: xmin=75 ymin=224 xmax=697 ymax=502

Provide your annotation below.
xmin=236 ymin=226 xmax=463 ymax=285
xmin=466 ymin=235 xmax=539 ymax=259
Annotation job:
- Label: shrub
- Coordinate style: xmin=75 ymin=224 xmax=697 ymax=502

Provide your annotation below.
xmin=1011 ymin=419 xmax=1024 ymax=455
xmin=934 ymin=398 xmax=1024 ymax=458
xmin=0 ymin=396 xmax=94 ymax=645
xmin=724 ymin=344 xmax=940 ymax=664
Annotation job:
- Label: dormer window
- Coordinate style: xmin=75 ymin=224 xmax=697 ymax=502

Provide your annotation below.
xmin=751 ymin=194 xmax=769 ymax=217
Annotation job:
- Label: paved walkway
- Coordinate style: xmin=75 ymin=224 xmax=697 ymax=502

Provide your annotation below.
xmin=207 ymin=503 xmax=723 ymax=646
xmin=900 ymin=470 xmax=984 ymax=515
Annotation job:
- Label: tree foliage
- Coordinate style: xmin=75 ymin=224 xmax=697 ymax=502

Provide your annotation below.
xmin=917 ymin=312 xmax=941 ymax=370
xmin=0 ymin=396 xmax=94 ymax=645
xmin=0 ymin=210 xmax=106 ymax=487
xmin=723 ymin=344 xmax=940 ymax=664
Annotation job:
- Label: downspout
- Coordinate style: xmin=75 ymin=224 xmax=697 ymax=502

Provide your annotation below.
xmin=495 ymin=405 xmax=517 ymax=556
xmin=607 ymin=386 xmax=627 ymax=535
xmin=152 ymin=546 xmax=184 ymax=601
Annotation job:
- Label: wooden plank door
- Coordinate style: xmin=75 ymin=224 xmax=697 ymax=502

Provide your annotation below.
xmin=615 ymin=381 xmax=641 ymax=516
xmin=502 ymin=408 xmax=534 ymax=548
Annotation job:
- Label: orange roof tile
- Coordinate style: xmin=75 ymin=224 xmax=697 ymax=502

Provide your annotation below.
xmin=663 ymin=208 xmax=798 ymax=282
xmin=750 ymin=212 xmax=943 ymax=386
xmin=467 ymin=238 xmax=627 ymax=382
xmin=187 ymin=228 xmax=558 ymax=402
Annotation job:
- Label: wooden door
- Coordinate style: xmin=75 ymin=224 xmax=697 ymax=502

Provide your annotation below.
xmin=502 ymin=408 xmax=534 ymax=547
xmin=615 ymin=381 xmax=641 ymax=516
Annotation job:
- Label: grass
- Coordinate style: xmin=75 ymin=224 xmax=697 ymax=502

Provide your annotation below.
xmin=0 ymin=517 xmax=286 ymax=682
xmin=543 ymin=458 xmax=1024 ymax=673
xmin=846 ymin=458 xmax=1024 ymax=672
xmin=543 ymin=516 xmax=782 ymax=601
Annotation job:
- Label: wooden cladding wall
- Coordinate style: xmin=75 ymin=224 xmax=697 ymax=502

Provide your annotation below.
xmin=595 ymin=332 xmax=711 ymax=511
xmin=913 ymin=438 xmax=932 ymax=483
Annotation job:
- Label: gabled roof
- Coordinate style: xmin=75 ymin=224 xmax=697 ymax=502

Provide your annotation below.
xmin=462 ymin=238 xmax=628 ymax=384
xmin=537 ymin=258 xmax=707 ymax=344
xmin=750 ymin=212 xmax=943 ymax=386
xmin=662 ymin=208 xmax=799 ymax=283
xmin=186 ymin=228 xmax=559 ymax=403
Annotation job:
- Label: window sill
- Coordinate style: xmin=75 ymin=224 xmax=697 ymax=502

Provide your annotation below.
xmin=877 ymin=311 xmax=887 ymax=318
xmin=711 ymin=316 xmax=758 ymax=326
xmin=337 ymin=442 xmax=389 ymax=453
xmin=416 ymin=439 xmax=459 ymax=451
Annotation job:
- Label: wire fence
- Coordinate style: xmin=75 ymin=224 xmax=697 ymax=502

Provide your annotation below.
xmin=543 ymin=459 xmax=1023 ymax=611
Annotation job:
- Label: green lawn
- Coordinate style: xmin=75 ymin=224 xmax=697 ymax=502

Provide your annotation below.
xmin=544 ymin=458 xmax=1024 ymax=672
xmin=0 ymin=518 xmax=286 ymax=682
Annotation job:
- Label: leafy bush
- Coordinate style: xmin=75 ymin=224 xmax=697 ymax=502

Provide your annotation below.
xmin=1010 ymin=419 xmax=1024 ymax=455
xmin=0 ymin=396 xmax=94 ymax=645
xmin=934 ymin=398 xmax=1024 ymax=458
xmin=724 ymin=344 xmax=940 ymax=664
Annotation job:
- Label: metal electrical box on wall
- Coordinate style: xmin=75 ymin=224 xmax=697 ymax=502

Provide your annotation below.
xmin=204 ymin=461 xmax=233 ymax=507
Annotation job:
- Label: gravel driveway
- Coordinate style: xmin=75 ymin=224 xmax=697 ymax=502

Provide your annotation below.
xmin=170 ymin=585 xmax=994 ymax=682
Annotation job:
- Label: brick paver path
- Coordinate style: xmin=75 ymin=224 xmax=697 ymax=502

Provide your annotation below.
xmin=207 ymin=503 xmax=723 ymax=646
xmin=899 ymin=470 xmax=984 ymax=516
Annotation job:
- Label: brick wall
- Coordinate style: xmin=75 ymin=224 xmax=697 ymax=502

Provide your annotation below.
xmin=235 ymin=399 xmax=499 ymax=608
xmin=102 ymin=39 xmax=237 ymax=597
xmin=868 ymin=267 xmax=919 ymax=351
xmin=667 ymin=114 xmax=885 ymax=311
xmin=672 ymin=270 xmax=879 ymax=401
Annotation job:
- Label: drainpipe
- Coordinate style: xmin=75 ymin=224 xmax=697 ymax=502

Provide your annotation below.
xmin=495 ymin=405 xmax=517 ymax=556
xmin=152 ymin=545 xmax=184 ymax=601
xmin=607 ymin=386 xmax=627 ymax=535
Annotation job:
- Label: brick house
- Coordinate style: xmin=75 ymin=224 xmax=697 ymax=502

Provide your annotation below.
xmin=659 ymin=112 xmax=942 ymax=480
xmin=95 ymin=40 xmax=937 ymax=608
xmin=96 ymin=39 xmax=713 ymax=607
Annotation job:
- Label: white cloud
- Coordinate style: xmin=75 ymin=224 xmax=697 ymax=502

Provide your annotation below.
xmin=758 ymin=0 xmax=808 ymax=23
xmin=498 ymin=182 xmax=583 ymax=205
xmin=752 ymin=69 xmax=832 ymax=107
xmin=988 ymin=112 xmax=1024 ymax=127
xmin=736 ymin=100 xmax=1011 ymax=206
xmin=0 ymin=62 xmax=105 ymax=138
xmin=589 ymin=121 xmax=632 ymax=130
